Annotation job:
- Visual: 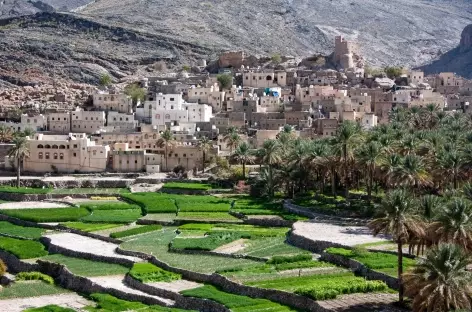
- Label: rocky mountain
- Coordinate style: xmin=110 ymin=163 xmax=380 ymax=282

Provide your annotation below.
xmin=1 ymin=0 xmax=472 ymax=85
xmin=421 ymin=23 xmax=472 ymax=78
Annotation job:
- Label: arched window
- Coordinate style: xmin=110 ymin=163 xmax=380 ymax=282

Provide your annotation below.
xmin=153 ymin=134 xmax=157 ymax=139
xmin=59 ymin=153 xmax=64 ymax=160
xmin=45 ymin=144 xmax=51 ymax=149
xmin=52 ymin=145 xmax=58 ymax=149
xmin=59 ymin=145 xmax=66 ymax=149
xmin=54 ymin=153 xmax=58 ymax=160
xmin=38 ymin=152 xmax=43 ymax=159
xmin=266 ymin=75 xmax=272 ymax=81
xmin=145 ymin=134 xmax=149 ymax=139
xmin=37 ymin=144 xmax=44 ymax=149
xmin=45 ymin=153 xmax=50 ymax=159
xmin=165 ymin=114 xmax=170 ymax=120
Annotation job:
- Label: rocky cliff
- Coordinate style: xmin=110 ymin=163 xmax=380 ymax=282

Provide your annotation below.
xmin=421 ymin=24 xmax=472 ymax=78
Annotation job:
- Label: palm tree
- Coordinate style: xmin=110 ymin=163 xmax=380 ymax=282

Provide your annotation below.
xmin=0 ymin=126 xmax=13 ymax=143
xmin=393 ymin=154 xmax=430 ymax=189
xmin=259 ymin=140 xmax=281 ymax=197
xmin=233 ymin=142 xmax=254 ymax=179
xmin=428 ymin=198 xmax=472 ymax=251
xmin=436 ymin=148 xmax=464 ymax=189
xmin=356 ymin=141 xmax=383 ymax=200
xmin=224 ymin=133 xmax=241 ymax=156
xmin=8 ymin=136 xmax=29 ymax=188
xmin=404 ymin=244 xmax=472 ymax=312
xmin=197 ymin=136 xmax=213 ymax=173
xmin=335 ymin=121 xmax=363 ymax=197
xmin=157 ymin=129 xmax=174 ymax=172
xmin=368 ymin=189 xmax=425 ymax=303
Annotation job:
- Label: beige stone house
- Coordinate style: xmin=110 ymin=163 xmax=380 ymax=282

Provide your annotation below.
xmin=93 ymin=92 xmax=133 ymax=113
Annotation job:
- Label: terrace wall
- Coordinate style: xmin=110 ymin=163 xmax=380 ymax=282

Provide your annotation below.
xmin=0 ymin=250 xmax=39 ymax=273
xmin=0 ymin=178 xmax=133 ymax=189
xmin=116 ymin=247 xmax=329 ymax=312
xmin=168 ymin=246 xmax=267 ymax=262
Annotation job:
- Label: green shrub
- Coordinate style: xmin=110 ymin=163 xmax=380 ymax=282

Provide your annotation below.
xmin=0 ymin=237 xmax=48 ymax=259
xmin=60 ymin=222 xmax=121 ymax=232
xmin=274 ymin=261 xmax=332 ymax=271
xmin=80 ymin=209 xmax=142 ymax=224
xmin=0 ymin=208 xmax=90 ymax=222
xmin=129 ymin=263 xmax=181 ymax=283
xmin=0 ymin=221 xmax=44 ymax=239
xmin=294 ymin=280 xmax=388 ymax=300
xmin=16 ymin=272 xmax=54 ymax=284
xmin=267 ymin=254 xmax=312 ymax=264
xmin=110 ymin=225 xmax=162 ymax=238
xmin=87 ymin=293 xmax=192 ymax=312
xmin=23 ymin=305 xmax=76 ymax=312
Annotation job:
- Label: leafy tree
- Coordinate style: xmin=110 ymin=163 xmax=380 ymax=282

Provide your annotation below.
xmin=271 ymin=53 xmax=282 ymax=64
xmin=182 ymin=65 xmax=191 ymax=72
xmin=157 ymin=129 xmax=174 ymax=172
xmin=124 ymin=83 xmax=146 ymax=105
xmin=384 ymin=66 xmax=403 ymax=79
xmin=404 ymin=244 xmax=472 ymax=312
xmin=368 ymin=189 xmax=425 ymax=303
xmin=99 ymin=73 xmax=112 ymax=87
xmin=217 ymin=74 xmax=233 ymax=89
xmin=8 ymin=136 xmax=30 ymax=188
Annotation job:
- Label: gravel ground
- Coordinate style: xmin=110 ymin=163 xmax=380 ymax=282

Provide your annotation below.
xmin=0 ymin=201 xmax=69 ymax=209
xmin=292 ymin=220 xmax=388 ymax=247
xmin=44 ymin=232 xmax=143 ymax=262
xmin=130 ymin=183 xmax=163 ymax=193
xmin=213 ymin=239 xmax=248 ymax=254
xmin=148 ymin=279 xmax=201 ymax=292
xmin=88 ymin=275 xmax=174 ymax=305
xmin=0 ymin=293 xmax=92 ymax=312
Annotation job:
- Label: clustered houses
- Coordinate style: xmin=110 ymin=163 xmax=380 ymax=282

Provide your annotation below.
xmin=2 ymin=36 xmax=470 ymax=174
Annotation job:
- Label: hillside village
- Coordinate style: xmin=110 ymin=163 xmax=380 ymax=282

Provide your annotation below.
xmin=0 ymin=36 xmax=469 ymax=175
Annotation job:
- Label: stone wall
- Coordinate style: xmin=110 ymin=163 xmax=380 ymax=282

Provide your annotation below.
xmin=319 ymin=252 xmax=399 ymax=290
xmin=41 ymin=237 xmax=134 ymax=268
xmin=0 ymin=250 xmax=39 ymax=273
xmin=168 ymin=247 xmax=266 ymax=262
xmin=0 ymin=178 xmax=133 ymax=189
xmin=124 ymin=275 xmax=230 ymax=312
xmin=36 ymin=260 xmax=172 ymax=307
xmin=287 ymin=231 xmax=346 ymax=253
xmin=116 ymin=247 xmax=329 ymax=312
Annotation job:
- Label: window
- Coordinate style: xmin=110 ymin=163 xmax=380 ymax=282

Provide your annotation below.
xmin=54 ymin=153 xmax=58 ymax=160
xmin=93 ymin=150 xmax=97 ymax=156
xmin=73 ymin=144 xmax=78 ymax=148
xmin=38 ymin=152 xmax=43 ymax=159
xmin=45 ymin=144 xmax=51 ymax=149
xmin=85 ymin=117 xmax=88 ymax=121
xmin=135 ymin=160 xmax=138 ymax=164
xmin=73 ymin=153 xmax=77 ymax=157
xmin=37 ymin=144 xmax=44 ymax=149
xmin=45 ymin=153 xmax=50 ymax=159
xmin=183 ymin=154 xmax=187 ymax=157
xmin=59 ymin=153 xmax=64 ymax=160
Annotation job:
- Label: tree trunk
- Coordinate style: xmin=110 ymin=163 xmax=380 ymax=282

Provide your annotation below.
xmin=344 ymin=145 xmax=349 ymax=198
xmin=268 ymin=165 xmax=273 ymax=197
xmin=16 ymin=156 xmax=21 ymax=188
xmin=165 ymin=145 xmax=168 ymax=172
xmin=331 ymin=168 xmax=336 ymax=196
xmin=453 ymin=170 xmax=457 ymax=190
xmin=202 ymin=150 xmax=206 ymax=173
xmin=242 ymin=161 xmax=246 ymax=180
xmin=368 ymin=165 xmax=373 ymax=201
xmin=398 ymin=241 xmax=404 ymax=304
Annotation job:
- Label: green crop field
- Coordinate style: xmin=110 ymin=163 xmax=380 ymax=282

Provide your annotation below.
xmin=122 ymin=193 xmax=177 ymax=213
xmin=0 ymin=207 xmax=90 ymax=222
xmin=162 ymin=182 xmax=215 ymax=190
xmin=326 ymin=247 xmax=416 ymax=276
xmin=245 ymin=272 xmax=390 ymax=300
xmin=60 ymin=222 xmax=122 ymax=232
xmin=41 ymin=254 xmax=130 ymax=276
xmin=0 ymin=281 xmax=69 ymax=299
xmin=77 ymin=201 xmax=140 ymax=211
xmin=0 ymin=221 xmax=44 ymax=239
xmin=121 ymin=228 xmax=259 ymax=273
xmin=110 ymin=225 xmax=162 ymax=238
xmin=181 ymin=285 xmax=295 ymax=311
xmin=0 ymin=236 xmax=48 ymax=259
xmin=86 ymin=293 xmax=195 ymax=312
xmin=79 ymin=209 xmax=142 ymax=224
xmin=177 ymin=212 xmax=240 ymax=222
xmin=235 ymin=236 xmax=308 ymax=258
xmin=129 ymin=263 xmax=181 ymax=282
xmin=50 ymin=188 xmax=129 ymax=195
xmin=0 ymin=186 xmax=51 ymax=194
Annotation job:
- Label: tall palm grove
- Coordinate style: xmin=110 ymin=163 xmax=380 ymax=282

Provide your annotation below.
xmin=229 ymin=105 xmax=472 ymax=311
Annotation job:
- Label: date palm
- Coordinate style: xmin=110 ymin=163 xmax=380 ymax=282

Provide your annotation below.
xmin=356 ymin=141 xmax=383 ymax=200
xmin=8 ymin=136 xmax=29 ymax=188
xmin=428 ymin=198 xmax=472 ymax=251
xmin=197 ymin=136 xmax=213 ymax=173
xmin=259 ymin=139 xmax=281 ymax=197
xmin=0 ymin=126 xmax=13 ymax=143
xmin=233 ymin=142 xmax=254 ymax=179
xmin=436 ymin=148 xmax=464 ymax=189
xmin=157 ymin=129 xmax=174 ymax=172
xmin=404 ymin=244 xmax=472 ymax=312
xmin=368 ymin=189 xmax=425 ymax=303
xmin=393 ymin=154 xmax=430 ymax=189
xmin=225 ymin=132 xmax=241 ymax=156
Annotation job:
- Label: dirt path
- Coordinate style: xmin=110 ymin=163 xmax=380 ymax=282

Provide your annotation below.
xmin=148 ymin=279 xmax=201 ymax=292
xmin=0 ymin=201 xmax=69 ymax=209
xmin=292 ymin=220 xmax=388 ymax=247
xmin=213 ymin=239 xmax=248 ymax=254
xmin=45 ymin=232 xmax=143 ymax=262
xmin=89 ymin=275 xmax=174 ymax=305
xmin=317 ymin=293 xmax=405 ymax=312
xmin=0 ymin=293 xmax=92 ymax=312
